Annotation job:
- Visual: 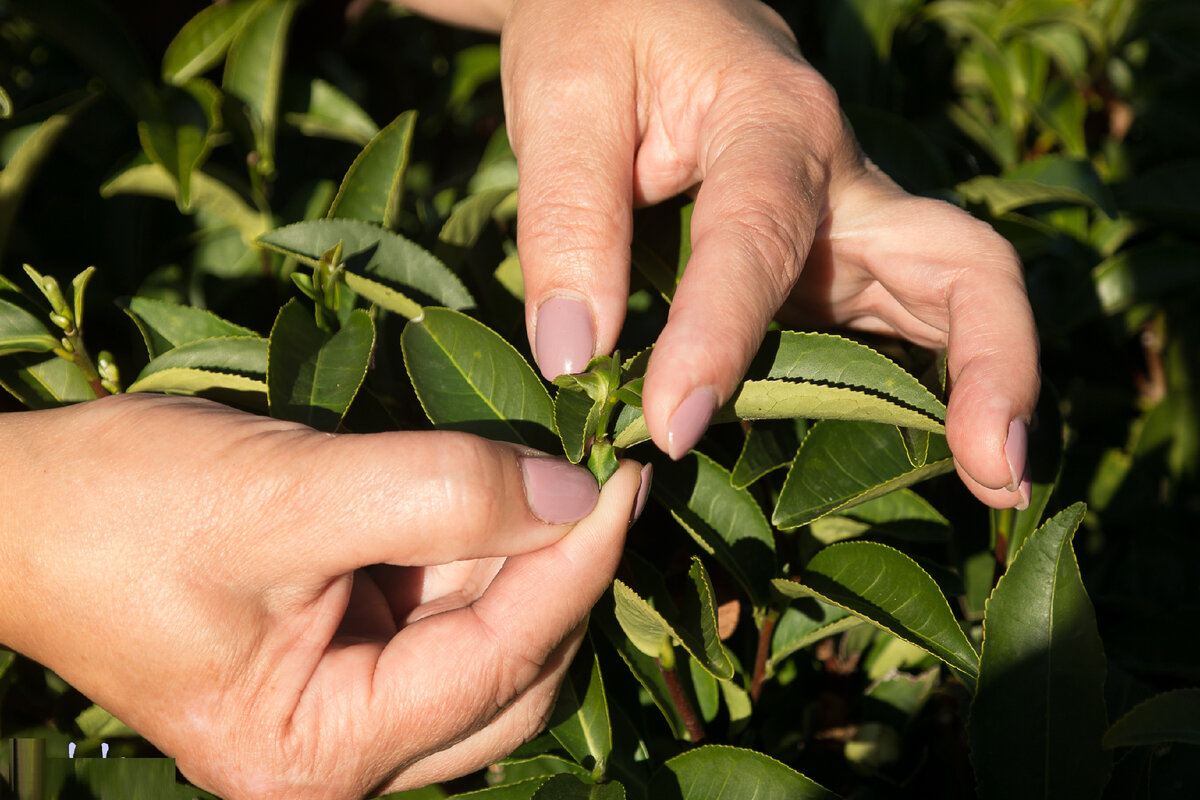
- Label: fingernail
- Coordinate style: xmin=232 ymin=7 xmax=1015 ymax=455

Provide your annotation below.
xmin=520 ymin=457 xmax=600 ymax=524
xmin=1015 ymin=469 xmax=1032 ymax=511
xmin=630 ymin=463 xmax=654 ymax=525
xmin=668 ymin=388 xmax=716 ymax=460
xmin=1003 ymin=418 xmax=1028 ymax=493
xmin=535 ymin=297 xmax=594 ymax=380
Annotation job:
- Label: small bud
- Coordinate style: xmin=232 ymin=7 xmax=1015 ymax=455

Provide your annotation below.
xmin=49 ymin=312 xmax=73 ymax=331
xmin=59 ymin=336 xmax=75 ymax=354
xmin=98 ymin=350 xmax=119 ymax=383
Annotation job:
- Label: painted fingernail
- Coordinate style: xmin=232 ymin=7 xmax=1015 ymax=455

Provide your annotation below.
xmin=1004 ymin=418 xmax=1028 ymax=493
xmin=535 ymin=297 xmax=594 ymax=380
xmin=667 ymin=388 xmax=716 ymax=460
xmin=631 ymin=463 xmax=654 ymax=525
xmin=520 ymin=457 xmax=600 ymax=524
xmin=1015 ymin=468 xmax=1032 ymax=511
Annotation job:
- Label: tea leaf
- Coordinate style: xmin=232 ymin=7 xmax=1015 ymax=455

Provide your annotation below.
xmin=548 ymin=647 xmax=611 ymax=773
xmin=555 ymin=374 xmax=607 ymax=463
xmin=443 ymin=779 xmax=549 ymax=799
xmin=259 ymin=219 xmax=473 ymax=318
xmin=1092 ymin=242 xmax=1200 ymax=316
xmin=810 ymin=489 xmax=952 ymax=545
xmin=774 ymin=541 xmax=978 ymax=682
xmin=768 ymin=600 xmax=857 ymax=671
xmin=970 ymin=503 xmax=1109 ymax=799
xmin=283 ymin=78 xmax=378 ymax=146
xmin=127 ymin=336 xmax=268 ymax=396
xmin=162 ymin=0 xmax=259 ymax=85
xmin=0 ymin=353 xmax=95 ymax=408
xmin=1103 ymin=689 xmax=1200 ymax=748
xmin=224 ymin=0 xmax=298 ymax=174
xmin=648 ymin=745 xmax=840 ymax=800
xmin=957 ymin=175 xmax=1103 ymax=216
xmin=730 ymin=420 xmax=798 ymax=489
xmin=328 ymin=110 xmax=417 ymax=232
xmin=75 ymin=705 xmax=136 ymax=740
xmin=267 ymin=300 xmax=374 ymax=431
xmin=0 ymin=297 xmax=58 ymax=356
xmin=440 ymin=187 xmax=518 ymax=248
xmin=653 ymin=453 xmax=777 ymax=609
xmin=120 ymin=296 xmax=256 ymax=359
xmin=531 ymin=775 xmax=624 ymax=800
xmin=401 ymin=308 xmax=556 ymax=450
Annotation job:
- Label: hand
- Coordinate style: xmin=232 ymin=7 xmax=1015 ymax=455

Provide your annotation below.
xmin=0 ymin=393 xmax=645 ymax=799
xmin=499 ymin=0 xmax=1039 ymax=509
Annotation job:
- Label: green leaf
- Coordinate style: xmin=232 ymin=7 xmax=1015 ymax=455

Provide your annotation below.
xmin=730 ymin=420 xmax=798 ymax=489
xmin=969 ymin=503 xmax=1110 ymax=799
xmin=75 ymin=705 xmax=137 ymax=739
xmin=126 ymin=336 xmax=268 ymax=396
xmin=612 ymin=557 xmax=734 ymax=681
xmin=401 ymin=308 xmax=556 ymax=449
xmin=1093 ymin=243 xmax=1200 ymax=316
xmin=774 ymin=541 xmax=979 ymax=683
xmin=531 ymin=775 xmax=624 ymax=800
xmin=957 ymin=175 xmax=1105 ymax=217
xmin=1103 ymin=689 xmax=1200 ymax=748
xmin=1117 ymin=158 xmax=1200 ymax=227
xmin=259 ymin=219 xmax=473 ymax=318
xmin=653 ymin=453 xmax=777 ymax=609
xmin=772 ymin=421 xmax=955 ymax=529
xmin=137 ymin=80 xmax=222 ymax=209
xmin=120 ymin=296 xmax=256 ymax=359
xmin=0 ymin=352 xmax=95 ymax=408
xmin=809 ymin=489 xmax=952 ymax=545
xmin=613 ymin=331 xmax=945 ymax=448
xmin=162 ymin=0 xmax=260 ymax=85
xmin=223 ymin=0 xmax=298 ymax=174
xmin=443 ymin=779 xmax=550 ymax=800
xmin=267 ymin=300 xmax=374 ymax=431
xmin=1005 ymin=155 xmax=1116 ymax=216
xmin=101 ymin=162 xmax=269 ymax=245
xmin=0 ymin=297 xmax=59 ymax=356
xmin=283 ymin=78 xmax=379 ymax=146
xmin=548 ymin=647 xmax=611 ymax=772
xmin=769 ymin=599 xmax=857 ymax=671
xmin=648 ymin=746 xmax=840 ymax=800
xmin=328 ymin=110 xmax=417 ymax=232
xmin=554 ymin=373 xmax=608 ymax=463
xmin=440 ymin=187 xmax=518 ymax=248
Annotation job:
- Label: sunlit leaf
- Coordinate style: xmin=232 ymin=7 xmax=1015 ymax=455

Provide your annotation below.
xmin=1103 ymin=689 xmax=1200 ymax=748
xmin=549 ymin=647 xmax=611 ymax=772
xmin=648 ymin=746 xmax=839 ymax=800
xmin=127 ymin=336 xmax=268 ymax=396
xmin=531 ymin=775 xmax=624 ymax=800
xmin=970 ymin=503 xmax=1109 ymax=799
xmin=440 ymin=187 xmax=517 ymax=247
xmin=283 ymin=77 xmax=378 ymax=146
xmin=555 ymin=374 xmax=607 ymax=463
xmin=120 ymin=296 xmax=256 ymax=359
xmin=223 ymin=0 xmax=298 ymax=174
xmin=267 ymin=300 xmax=374 ymax=431
xmin=773 ymin=421 xmax=954 ymax=529
xmin=809 ymin=489 xmax=952 ymax=545
xmin=774 ymin=541 xmax=979 ymax=683
xmin=259 ymin=219 xmax=473 ymax=318
xmin=75 ymin=705 xmax=137 ymax=740
xmin=401 ymin=307 xmax=555 ymax=449
xmin=0 ymin=352 xmax=95 ymax=408
xmin=162 ymin=0 xmax=260 ymax=85
xmin=0 ymin=297 xmax=58 ymax=356
xmin=328 ymin=110 xmax=417 ymax=232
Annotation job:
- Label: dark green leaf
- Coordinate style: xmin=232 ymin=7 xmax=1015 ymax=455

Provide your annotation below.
xmin=970 ymin=503 xmax=1109 ymax=800
xmin=531 ymin=775 xmax=624 ymax=800
xmin=127 ymin=336 xmax=268 ymax=396
xmin=283 ymin=78 xmax=378 ymax=146
xmin=649 ymin=746 xmax=839 ymax=800
xmin=137 ymin=80 xmax=223 ymax=209
xmin=1093 ymin=243 xmax=1200 ymax=315
xmin=775 ymin=541 xmax=979 ymax=682
xmin=0 ymin=297 xmax=58 ymax=356
xmin=773 ymin=421 xmax=954 ymax=529
xmin=328 ymin=110 xmax=417 ymax=232
xmin=1103 ymin=689 xmax=1200 ymax=748
xmin=808 ymin=489 xmax=952 ymax=545
xmin=120 ymin=296 xmax=256 ymax=359
xmin=957 ymin=175 xmax=1105 ymax=217
xmin=442 ymin=779 xmax=549 ymax=799
xmin=162 ymin=0 xmax=260 ymax=85
xmin=267 ymin=300 xmax=374 ymax=430
xmin=549 ymin=647 xmax=611 ymax=772
xmin=1117 ymin=158 xmax=1200 ymax=227
xmin=730 ymin=420 xmax=797 ymax=489
xmin=440 ymin=188 xmax=518 ymax=248
xmin=223 ymin=0 xmax=298 ymax=173
xmin=769 ymin=599 xmax=857 ymax=671
xmin=653 ymin=453 xmax=777 ymax=609
xmin=401 ymin=308 xmax=556 ymax=449
xmin=259 ymin=219 xmax=473 ymax=318
xmin=554 ymin=373 xmax=608 ymax=463
xmin=1005 ymin=155 xmax=1116 ymax=216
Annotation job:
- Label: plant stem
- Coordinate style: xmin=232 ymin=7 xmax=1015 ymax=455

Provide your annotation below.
xmin=658 ymin=659 xmax=705 ymax=743
xmin=61 ymin=327 xmax=110 ymax=399
xmin=750 ymin=608 xmax=779 ymax=703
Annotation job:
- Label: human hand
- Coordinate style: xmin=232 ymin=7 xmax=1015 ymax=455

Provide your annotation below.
xmin=0 ymin=393 xmax=645 ymax=799
xmin=499 ymin=0 xmax=1038 ymax=509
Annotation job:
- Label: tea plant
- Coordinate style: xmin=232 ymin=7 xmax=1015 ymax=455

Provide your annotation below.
xmin=1 ymin=0 xmax=1198 ymax=798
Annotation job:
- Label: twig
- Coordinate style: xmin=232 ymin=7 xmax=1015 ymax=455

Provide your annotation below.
xmin=658 ymin=660 xmax=705 ymax=743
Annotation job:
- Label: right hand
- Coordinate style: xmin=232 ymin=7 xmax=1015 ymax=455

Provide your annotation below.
xmin=0 ymin=393 xmax=645 ymax=799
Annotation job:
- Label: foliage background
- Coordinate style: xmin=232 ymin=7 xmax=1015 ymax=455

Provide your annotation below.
xmin=1 ymin=0 xmax=1199 ymax=798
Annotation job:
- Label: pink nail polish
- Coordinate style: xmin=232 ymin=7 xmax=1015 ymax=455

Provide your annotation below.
xmin=630 ymin=463 xmax=654 ymax=525
xmin=520 ymin=457 xmax=600 ymax=524
xmin=535 ymin=297 xmax=594 ymax=380
xmin=1004 ymin=418 xmax=1028 ymax=493
xmin=667 ymin=388 xmax=716 ymax=460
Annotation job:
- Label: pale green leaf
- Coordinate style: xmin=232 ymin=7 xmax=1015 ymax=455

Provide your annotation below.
xmin=401 ymin=308 xmax=555 ymax=450
xmin=440 ymin=187 xmax=518 ymax=248
xmin=267 ymin=300 xmax=374 ymax=431
xmin=1103 ymin=689 xmax=1200 ymax=748
xmin=127 ymin=336 xmax=268 ymax=396
xmin=223 ymin=0 xmax=298 ymax=173
xmin=957 ymin=175 xmax=1103 ymax=216
xmin=774 ymin=541 xmax=979 ymax=682
xmin=75 ymin=705 xmax=137 ymax=739
xmin=809 ymin=489 xmax=952 ymax=544
xmin=120 ymin=296 xmax=256 ymax=359
xmin=328 ymin=110 xmax=417 ymax=231
xmin=259 ymin=219 xmax=473 ymax=318
xmin=0 ymin=297 xmax=58 ymax=356
xmin=283 ymin=78 xmax=378 ymax=146
xmin=970 ymin=503 xmax=1110 ymax=799
xmin=162 ymin=0 xmax=260 ymax=85
xmin=0 ymin=352 xmax=95 ymax=408
xmin=649 ymin=746 xmax=840 ymax=800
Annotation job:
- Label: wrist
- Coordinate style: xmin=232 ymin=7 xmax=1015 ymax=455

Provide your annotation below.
xmin=392 ymin=0 xmax=513 ymax=33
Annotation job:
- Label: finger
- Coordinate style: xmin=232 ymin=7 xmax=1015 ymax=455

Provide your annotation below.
xmin=287 ymin=431 xmax=600 ymax=575
xmin=642 ymin=72 xmax=854 ymax=458
xmin=363 ymin=461 xmax=641 ymax=767
xmin=501 ymin=5 xmax=637 ymax=380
